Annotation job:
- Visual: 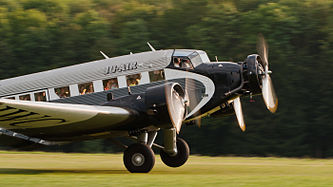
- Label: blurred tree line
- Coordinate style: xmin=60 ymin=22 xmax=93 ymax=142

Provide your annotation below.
xmin=0 ymin=0 xmax=332 ymax=157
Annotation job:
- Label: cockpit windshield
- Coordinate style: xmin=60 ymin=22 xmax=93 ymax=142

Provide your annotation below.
xmin=188 ymin=52 xmax=202 ymax=67
xmin=173 ymin=57 xmax=193 ymax=69
xmin=172 ymin=50 xmax=210 ymax=68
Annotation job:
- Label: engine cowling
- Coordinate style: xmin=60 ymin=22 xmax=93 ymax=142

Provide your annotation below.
xmin=103 ymin=82 xmax=186 ymax=132
xmin=145 ymin=82 xmax=186 ymax=132
xmin=243 ymin=54 xmax=264 ymax=95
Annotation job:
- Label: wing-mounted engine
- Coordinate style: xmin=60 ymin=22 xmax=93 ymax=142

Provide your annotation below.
xmin=104 ymin=82 xmax=187 ymax=133
xmin=145 ymin=83 xmax=186 ymax=132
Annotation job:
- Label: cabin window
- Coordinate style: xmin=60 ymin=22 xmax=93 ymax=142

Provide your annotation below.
xmin=79 ymin=82 xmax=94 ymax=95
xmin=5 ymin=97 xmax=15 ymax=100
xmin=149 ymin=70 xmax=165 ymax=82
xmin=55 ymin=86 xmax=70 ymax=98
xmin=103 ymin=78 xmax=119 ymax=90
xmin=19 ymin=94 xmax=31 ymax=101
xmin=127 ymin=74 xmax=141 ymax=86
xmin=34 ymin=91 xmax=46 ymax=101
xmin=173 ymin=57 xmax=194 ymax=69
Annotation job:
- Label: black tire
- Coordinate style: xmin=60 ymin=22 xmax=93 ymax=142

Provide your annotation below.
xmin=160 ymin=137 xmax=190 ymax=167
xmin=123 ymin=143 xmax=155 ymax=173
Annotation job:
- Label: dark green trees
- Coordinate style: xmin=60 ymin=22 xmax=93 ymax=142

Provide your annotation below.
xmin=0 ymin=0 xmax=332 ymax=157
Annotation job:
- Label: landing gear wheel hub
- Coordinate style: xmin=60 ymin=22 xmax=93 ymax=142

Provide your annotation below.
xmin=123 ymin=143 xmax=155 ymax=173
xmin=131 ymin=153 xmax=145 ymax=166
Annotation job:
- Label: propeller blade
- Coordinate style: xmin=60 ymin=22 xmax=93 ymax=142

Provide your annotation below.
xmin=233 ymin=97 xmax=246 ymax=131
xmin=165 ymin=84 xmax=186 ymax=133
xmin=257 ymin=34 xmax=278 ymax=113
xmin=262 ymin=73 xmax=278 ymax=113
xmin=257 ymin=34 xmax=269 ymax=66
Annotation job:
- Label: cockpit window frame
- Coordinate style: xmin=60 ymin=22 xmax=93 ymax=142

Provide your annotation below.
xmin=187 ymin=51 xmax=202 ymax=67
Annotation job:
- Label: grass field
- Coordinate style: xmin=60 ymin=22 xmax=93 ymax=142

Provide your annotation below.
xmin=0 ymin=151 xmax=333 ymax=187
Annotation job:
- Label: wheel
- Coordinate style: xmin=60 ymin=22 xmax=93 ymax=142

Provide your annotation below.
xmin=160 ymin=137 xmax=190 ymax=167
xmin=123 ymin=143 xmax=155 ymax=173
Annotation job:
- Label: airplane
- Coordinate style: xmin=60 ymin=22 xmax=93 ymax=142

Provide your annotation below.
xmin=0 ymin=36 xmax=277 ymax=173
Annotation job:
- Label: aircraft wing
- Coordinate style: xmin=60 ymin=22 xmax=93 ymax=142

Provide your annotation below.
xmin=0 ymin=99 xmax=130 ymax=130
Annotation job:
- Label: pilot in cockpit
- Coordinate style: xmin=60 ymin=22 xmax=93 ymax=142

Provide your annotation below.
xmin=174 ymin=58 xmax=181 ymax=68
xmin=182 ymin=59 xmax=191 ymax=68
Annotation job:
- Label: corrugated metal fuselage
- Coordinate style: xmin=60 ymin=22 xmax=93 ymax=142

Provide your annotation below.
xmin=0 ymin=49 xmax=243 ymax=143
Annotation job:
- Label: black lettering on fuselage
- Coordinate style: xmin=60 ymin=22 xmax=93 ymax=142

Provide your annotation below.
xmin=104 ymin=62 xmax=138 ymax=75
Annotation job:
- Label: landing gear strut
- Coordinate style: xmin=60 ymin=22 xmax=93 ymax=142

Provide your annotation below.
xmin=160 ymin=137 xmax=190 ymax=167
xmin=122 ymin=129 xmax=190 ymax=172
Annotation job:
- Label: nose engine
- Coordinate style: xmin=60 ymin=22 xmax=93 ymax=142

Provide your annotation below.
xmin=226 ymin=36 xmax=278 ymax=131
xmin=242 ymin=53 xmax=278 ymax=113
xmin=243 ymin=54 xmax=264 ymax=95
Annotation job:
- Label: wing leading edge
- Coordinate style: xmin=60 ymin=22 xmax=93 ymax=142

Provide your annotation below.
xmin=0 ymin=99 xmax=130 ymax=130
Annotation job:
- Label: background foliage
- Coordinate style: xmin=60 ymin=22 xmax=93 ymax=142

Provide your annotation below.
xmin=0 ymin=0 xmax=332 ymax=157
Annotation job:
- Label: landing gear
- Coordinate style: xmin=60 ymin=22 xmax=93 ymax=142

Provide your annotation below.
xmin=122 ymin=129 xmax=190 ymax=172
xmin=123 ymin=143 xmax=155 ymax=173
xmin=160 ymin=137 xmax=190 ymax=167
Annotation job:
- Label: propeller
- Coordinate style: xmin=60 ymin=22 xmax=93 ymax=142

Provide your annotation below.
xmin=230 ymin=35 xmax=278 ymax=132
xmin=257 ymin=34 xmax=278 ymax=113
xmin=165 ymin=83 xmax=186 ymax=133
xmin=232 ymin=97 xmax=246 ymax=131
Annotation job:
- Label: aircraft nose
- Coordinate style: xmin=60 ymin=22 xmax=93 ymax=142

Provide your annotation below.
xmin=212 ymin=63 xmax=242 ymax=91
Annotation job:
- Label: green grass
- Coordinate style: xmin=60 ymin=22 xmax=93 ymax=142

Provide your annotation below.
xmin=0 ymin=151 xmax=333 ymax=187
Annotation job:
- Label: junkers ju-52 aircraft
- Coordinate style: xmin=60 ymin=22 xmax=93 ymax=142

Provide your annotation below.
xmin=0 ymin=37 xmax=277 ymax=173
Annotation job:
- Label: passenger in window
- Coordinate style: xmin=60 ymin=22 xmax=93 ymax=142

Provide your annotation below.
xmin=104 ymin=79 xmax=118 ymax=90
xmin=149 ymin=70 xmax=164 ymax=82
xmin=135 ymin=78 xmax=140 ymax=85
xmin=19 ymin=95 xmax=31 ymax=101
xmin=127 ymin=74 xmax=141 ymax=87
xmin=55 ymin=87 xmax=70 ymax=98
xmin=111 ymin=82 xmax=118 ymax=89
xmin=128 ymin=78 xmax=136 ymax=86
xmin=36 ymin=95 xmax=42 ymax=101
xmin=35 ymin=92 xmax=46 ymax=101
xmin=130 ymin=78 xmax=140 ymax=86
xmin=59 ymin=88 xmax=69 ymax=98
xmin=87 ymin=84 xmax=94 ymax=94
xmin=79 ymin=85 xmax=85 ymax=95
xmin=79 ymin=83 xmax=94 ymax=95
xmin=104 ymin=80 xmax=112 ymax=90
